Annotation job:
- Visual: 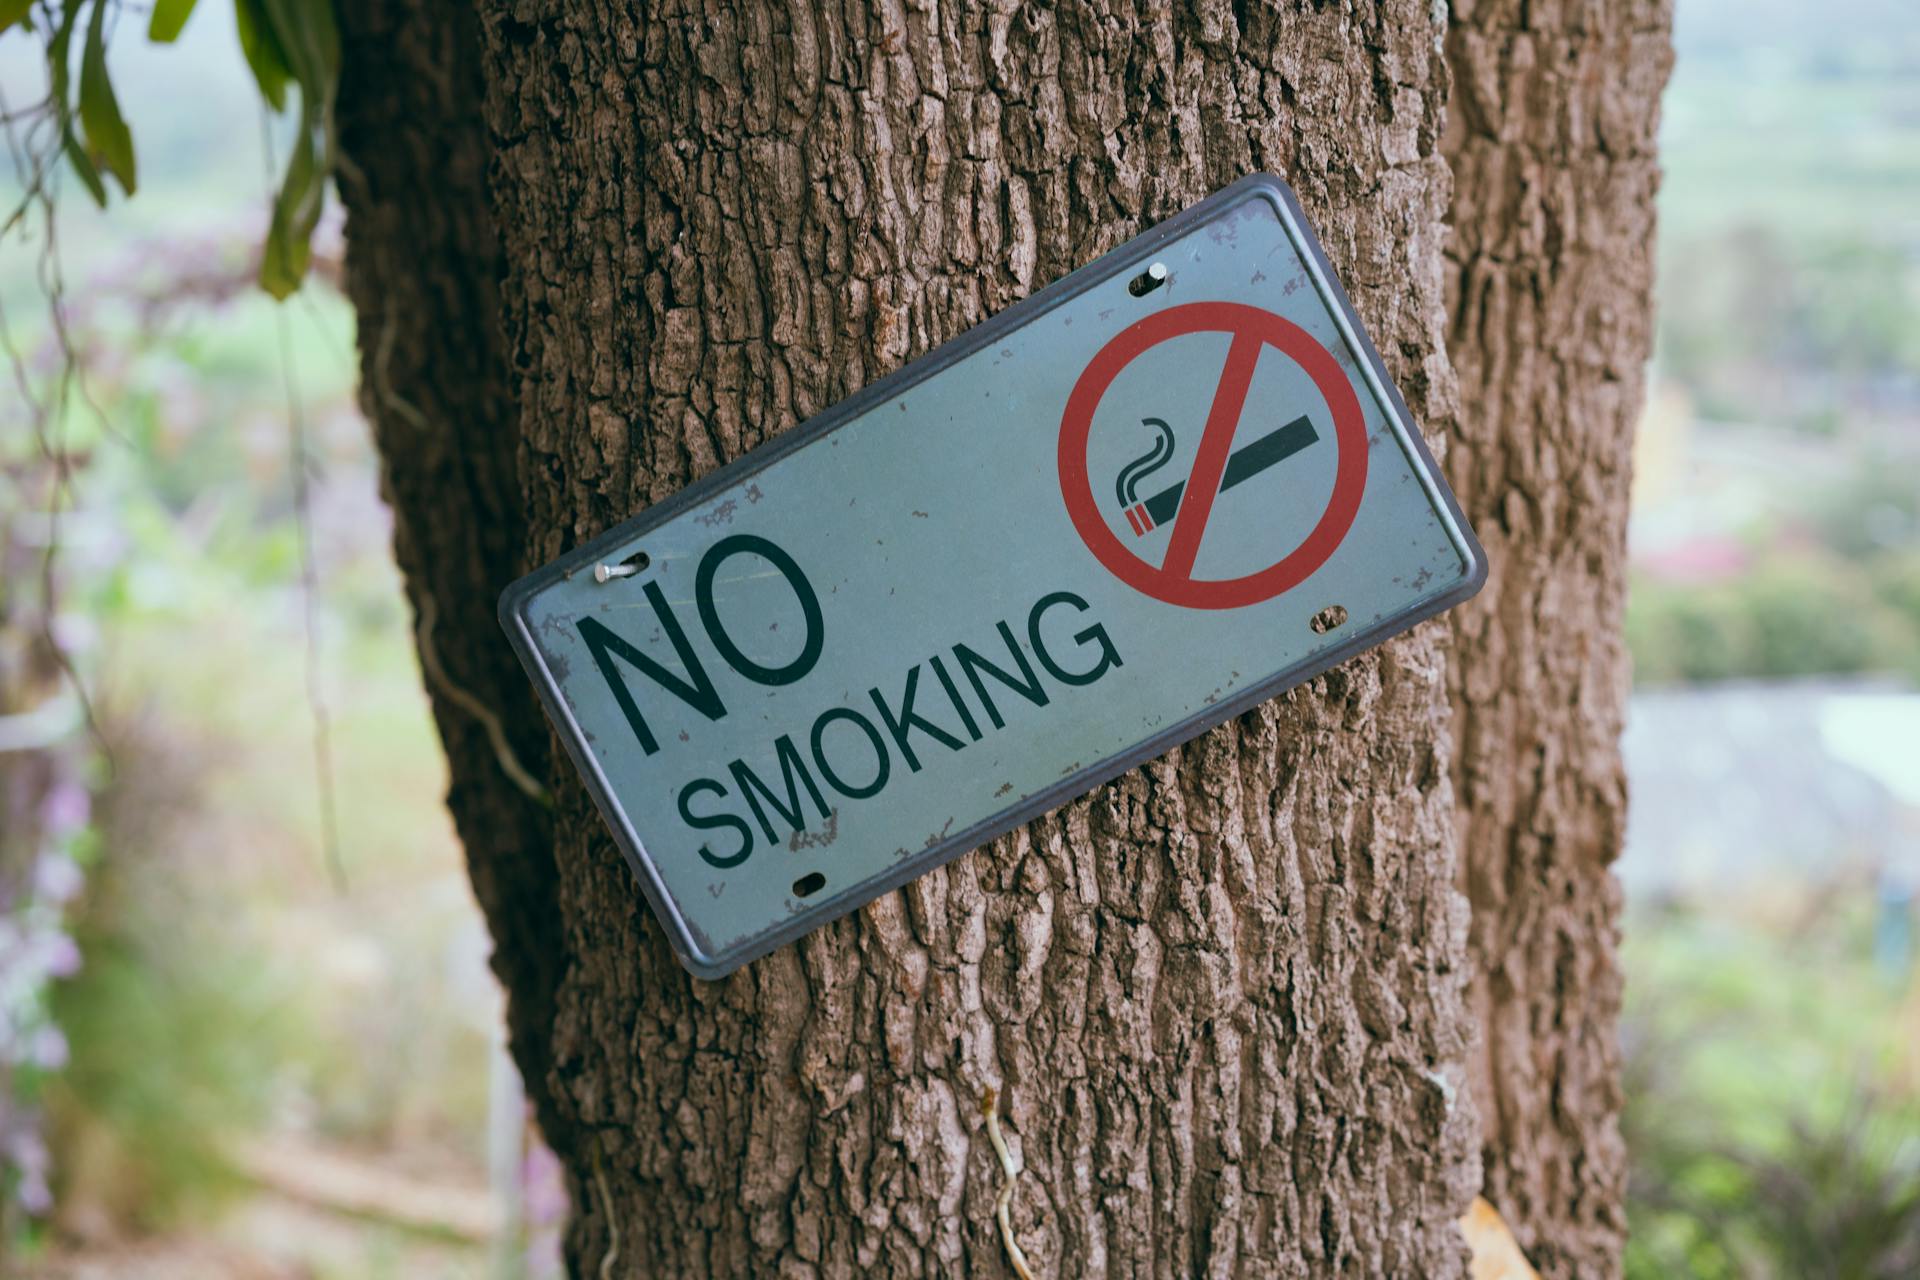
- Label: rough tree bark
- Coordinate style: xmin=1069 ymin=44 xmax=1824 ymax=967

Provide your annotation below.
xmin=1442 ymin=3 xmax=1672 ymax=1276
xmin=478 ymin=5 xmax=1479 ymax=1276
xmin=331 ymin=1 xmax=1665 ymax=1276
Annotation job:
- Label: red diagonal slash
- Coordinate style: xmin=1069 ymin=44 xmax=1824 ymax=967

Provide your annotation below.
xmin=1057 ymin=300 xmax=1368 ymax=610
xmin=1160 ymin=332 xmax=1264 ymax=579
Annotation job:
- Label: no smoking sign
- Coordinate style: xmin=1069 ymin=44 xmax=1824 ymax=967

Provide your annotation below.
xmin=1059 ymin=301 xmax=1369 ymax=609
xmin=503 ymin=175 xmax=1486 ymax=978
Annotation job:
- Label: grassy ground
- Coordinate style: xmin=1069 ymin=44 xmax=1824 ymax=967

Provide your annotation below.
xmin=1623 ymin=890 xmax=1920 ymax=1278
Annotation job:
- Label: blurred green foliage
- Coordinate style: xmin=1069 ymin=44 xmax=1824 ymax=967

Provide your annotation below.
xmin=1622 ymin=3 xmax=1920 ymax=1273
xmin=1628 ymin=556 xmax=1920 ymax=687
xmin=1623 ymin=897 xmax=1920 ymax=1278
xmin=3 ymin=0 xmax=340 ymax=296
xmin=49 ymin=811 xmax=297 ymax=1226
xmin=1875 ymin=554 xmax=1920 ymax=636
xmin=1660 ymin=0 xmax=1920 ymax=243
xmin=1813 ymin=466 xmax=1920 ymax=563
xmin=0 ymin=217 xmax=497 ymax=1258
xmin=1629 ymin=452 xmax=1920 ymax=686
xmin=1626 ymin=0 xmax=1920 ymax=690
xmin=1656 ymin=0 xmax=1920 ymax=427
xmin=1661 ymin=231 xmax=1920 ymax=416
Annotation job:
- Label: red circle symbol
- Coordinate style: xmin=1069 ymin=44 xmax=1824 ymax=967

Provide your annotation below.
xmin=1058 ymin=300 xmax=1368 ymax=610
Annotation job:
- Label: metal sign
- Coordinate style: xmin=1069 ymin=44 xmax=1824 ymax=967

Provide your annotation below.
xmin=500 ymin=174 xmax=1487 ymax=979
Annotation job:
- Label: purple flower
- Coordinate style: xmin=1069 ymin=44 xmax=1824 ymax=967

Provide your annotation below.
xmin=16 ymin=1170 xmax=51 ymax=1215
xmin=521 ymin=1135 xmax=569 ymax=1226
xmin=30 ymin=1025 xmax=68 ymax=1071
xmin=40 ymin=781 xmax=91 ymax=837
xmin=34 ymin=853 xmax=84 ymax=905
xmin=4 ymin=1125 xmax=47 ymax=1173
xmin=39 ymin=931 xmax=82 ymax=980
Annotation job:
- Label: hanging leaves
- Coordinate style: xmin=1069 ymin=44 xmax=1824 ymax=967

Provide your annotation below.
xmin=61 ymin=132 xmax=108 ymax=206
xmin=257 ymin=0 xmax=339 ymax=95
xmin=234 ymin=0 xmax=292 ymax=112
xmin=20 ymin=0 xmax=339 ymax=294
xmin=77 ymin=0 xmax=136 ymax=195
xmin=39 ymin=0 xmax=135 ymax=207
xmin=146 ymin=0 xmax=197 ymax=43
xmin=38 ymin=0 xmax=106 ymax=209
xmin=243 ymin=0 xmax=340 ymax=298
xmin=260 ymin=120 xmax=321 ymax=298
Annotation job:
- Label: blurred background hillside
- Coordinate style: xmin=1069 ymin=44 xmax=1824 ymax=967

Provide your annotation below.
xmin=2 ymin=0 xmax=1918 ymax=1276
xmin=1616 ymin=1 xmax=1920 ymax=1274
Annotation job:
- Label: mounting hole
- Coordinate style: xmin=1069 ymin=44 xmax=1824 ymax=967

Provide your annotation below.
xmin=1128 ymin=261 xmax=1168 ymax=297
xmin=1310 ymin=604 xmax=1349 ymax=635
xmin=793 ymin=871 xmax=826 ymax=898
xmin=621 ymin=550 xmax=651 ymax=572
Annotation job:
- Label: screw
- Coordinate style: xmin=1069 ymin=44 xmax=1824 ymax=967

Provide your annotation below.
xmin=594 ymin=562 xmax=639 ymax=583
xmin=1128 ymin=261 xmax=1169 ymax=296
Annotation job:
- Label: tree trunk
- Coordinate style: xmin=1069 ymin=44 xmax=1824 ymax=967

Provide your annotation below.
xmin=332 ymin=0 xmax=568 ymax=1143
xmin=1441 ymin=3 xmax=1672 ymax=1276
xmin=333 ymin=1 xmax=1662 ymax=1276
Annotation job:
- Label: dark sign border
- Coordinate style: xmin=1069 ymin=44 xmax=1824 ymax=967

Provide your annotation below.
xmin=499 ymin=173 xmax=1489 ymax=980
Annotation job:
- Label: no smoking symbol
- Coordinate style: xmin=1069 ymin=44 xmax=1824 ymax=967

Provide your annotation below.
xmin=1057 ymin=300 xmax=1368 ymax=610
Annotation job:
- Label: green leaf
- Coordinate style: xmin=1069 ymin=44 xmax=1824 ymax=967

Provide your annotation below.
xmin=257 ymin=0 xmax=339 ymax=101
xmin=146 ymin=0 xmax=196 ymax=42
xmin=245 ymin=1 xmax=342 ymax=299
xmin=49 ymin=2 xmax=101 ymax=202
xmin=48 ymin=0 xmax=78 ymax=105
xmin=258 ymin=111 xmax=322 ymax=299
xmin=1 ymin=0 xmax=34 ymax=36
xmin=78 ymin=0 xmax=135 ymax=195
xmin=235 ymin=0 xmax=291 ymax=112
xmin=258 ymin=221 xmax=303 ymax=299
xmin=62 ymin=130 xmax=107 ymax=207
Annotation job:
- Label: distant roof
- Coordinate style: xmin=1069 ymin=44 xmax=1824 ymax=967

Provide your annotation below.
xmin=1619 ymin=677 xmax=1920 ymax=897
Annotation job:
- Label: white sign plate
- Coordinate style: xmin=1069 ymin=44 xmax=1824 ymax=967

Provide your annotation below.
xmin=501 ymin=174 xmax=1487 ymax=978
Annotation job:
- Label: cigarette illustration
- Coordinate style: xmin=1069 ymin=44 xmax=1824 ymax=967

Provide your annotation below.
xmin=1115 ymin=414 xmax=1320 ymax=536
